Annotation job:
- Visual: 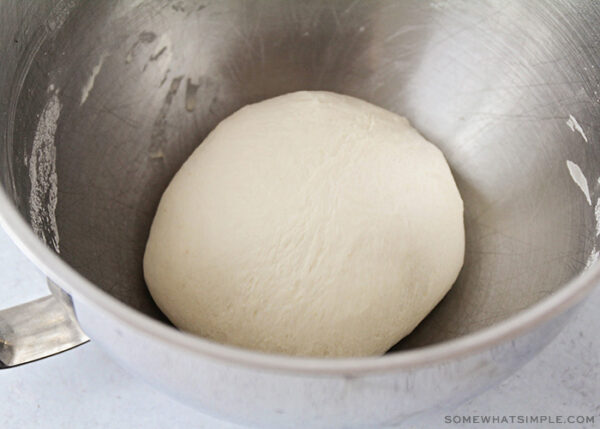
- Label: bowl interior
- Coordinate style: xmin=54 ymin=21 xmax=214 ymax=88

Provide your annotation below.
xmin=2 ymin=0 xmax=600 ymax=351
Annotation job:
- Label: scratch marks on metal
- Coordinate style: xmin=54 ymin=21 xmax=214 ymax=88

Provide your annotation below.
xmin=147 ymin=33 xmax=172 ymax=75
xmin=29 ymin=88 xmax=61 ymax=252
xmin=185 ymin=78 xmax=200 ymax=112
xmin=126 ymin=31 xmax=157 ymax=64
xmin=150 ymin=46 xmax=167 ymax=61
xmin=566 ymin=160 xmax=591 ymax=206
xmin=150 ymin=76 xmax=184 ymax=156
xmin=81 ymin=53 xmax=108 ymax=105
xmin=566 ymin=114 xmax=588 ymax=143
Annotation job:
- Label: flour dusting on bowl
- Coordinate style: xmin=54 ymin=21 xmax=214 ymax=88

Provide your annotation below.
xmin=29 ymin=88 xmax=61 ymax=252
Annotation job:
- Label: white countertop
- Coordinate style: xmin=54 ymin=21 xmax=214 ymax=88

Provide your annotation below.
xmin=0 ymin=226 xmax=598 ymax=429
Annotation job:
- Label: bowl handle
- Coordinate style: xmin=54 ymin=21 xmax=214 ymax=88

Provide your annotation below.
xmin=0 ymin=280 xmax=88 ymax=368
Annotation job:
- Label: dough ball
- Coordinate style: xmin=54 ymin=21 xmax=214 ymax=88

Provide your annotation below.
xmin=143 ymin=91 xmax=464 ymax=357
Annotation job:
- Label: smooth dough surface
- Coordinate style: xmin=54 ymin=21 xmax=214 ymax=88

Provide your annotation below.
xmin=144 ymin=91 xmax=464 ymax=357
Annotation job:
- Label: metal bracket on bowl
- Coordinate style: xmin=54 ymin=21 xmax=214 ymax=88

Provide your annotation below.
xmin=0 ymin=280 xmax=89 ymax=368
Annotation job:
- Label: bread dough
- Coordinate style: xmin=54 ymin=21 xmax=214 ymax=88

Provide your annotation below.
xmin=144 ymin=91 xmax=464 ymax=357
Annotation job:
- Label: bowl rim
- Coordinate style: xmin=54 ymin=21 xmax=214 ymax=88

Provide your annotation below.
xmin=0 ymin=186 xmax=597 ymax=374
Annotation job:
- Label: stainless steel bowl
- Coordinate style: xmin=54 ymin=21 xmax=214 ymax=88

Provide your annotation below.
xmin=1 ymin=1 xmax=599 ymax=427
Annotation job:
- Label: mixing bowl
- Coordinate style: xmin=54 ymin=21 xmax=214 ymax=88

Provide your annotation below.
xmin=1 ymin=1 xmax=599 ymax=427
